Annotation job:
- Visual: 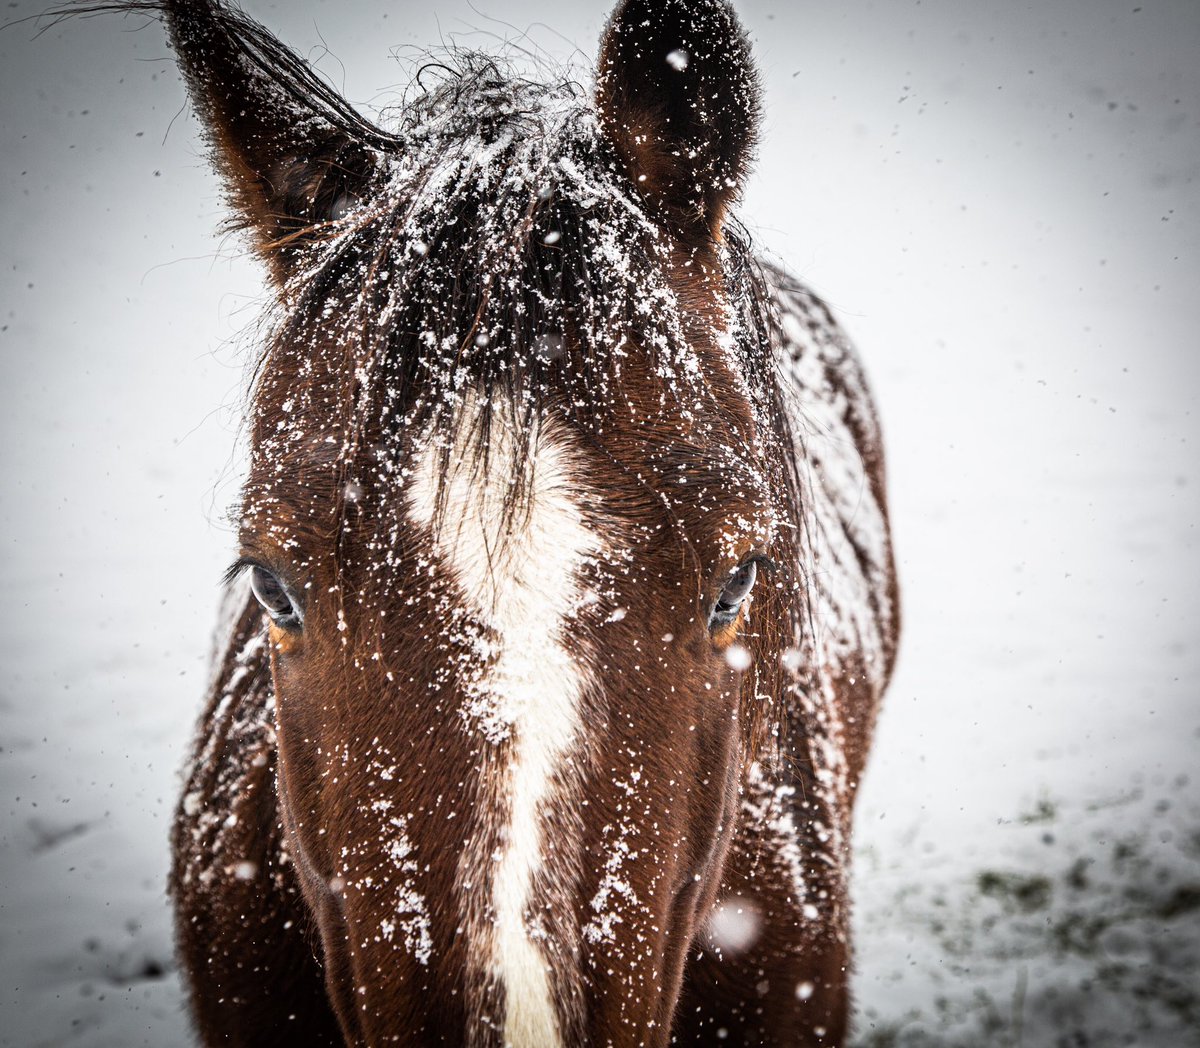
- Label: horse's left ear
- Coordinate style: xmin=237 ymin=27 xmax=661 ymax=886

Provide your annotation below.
xmin=159 ymin=0 xmax=385 ymax=282
xmin=596 ymin=0 xmax=761 ymax=238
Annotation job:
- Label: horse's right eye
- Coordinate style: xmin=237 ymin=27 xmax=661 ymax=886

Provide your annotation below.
xmin=710 ymin=559 xmax=758 ymax=630
xmin=250 ymin=566 xmax=302 ymax=630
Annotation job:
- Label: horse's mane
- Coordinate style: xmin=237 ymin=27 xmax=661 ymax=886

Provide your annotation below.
xmin=50 ymin=3 xmax=791 ymax=549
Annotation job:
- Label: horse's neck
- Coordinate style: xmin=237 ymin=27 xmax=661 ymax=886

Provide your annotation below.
xmin=767 ymin=267 xmax=897 ymax=699
xmin=762 ymin=266 xmax=899 ymax=828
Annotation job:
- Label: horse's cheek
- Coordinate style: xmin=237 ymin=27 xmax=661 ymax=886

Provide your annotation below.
xmin=672 ymin=681 xmax=743 ymax=896
xmin=691 ymin=684 xmax=744 ymax=870
xmin=269 ymin=665 xmax=337 ymax=886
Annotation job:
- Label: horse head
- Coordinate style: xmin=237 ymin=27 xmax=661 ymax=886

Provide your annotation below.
xmin=144 ymin=0 xmax=898 ymax=1043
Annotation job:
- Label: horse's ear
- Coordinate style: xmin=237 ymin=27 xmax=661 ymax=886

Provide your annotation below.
xmin=596 ymin=0 xmax=761 ymax=237
xmin=160 ymin=0 xmax=384 ymax=282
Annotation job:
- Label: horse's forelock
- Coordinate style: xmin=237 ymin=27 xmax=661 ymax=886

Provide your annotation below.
xmin=252 ymin=69 xmax=776 ymax=514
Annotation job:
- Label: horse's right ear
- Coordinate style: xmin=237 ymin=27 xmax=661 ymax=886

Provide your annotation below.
xmin=596 ymin=0 xmax=761 ymax=238
xmin=156 ymin=0 xmax=387 ymax=283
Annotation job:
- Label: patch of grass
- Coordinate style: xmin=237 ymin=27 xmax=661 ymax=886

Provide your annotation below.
xmin=1158 ymin=885 xmax=1200 ymax=919
xmin=853 ymin=779 xmax=1200 ymax=1047
xmin=977 ymin=870 xmax=1053 ymax=913
xmin=1019 ymin=796 xmax=1057 ymax=825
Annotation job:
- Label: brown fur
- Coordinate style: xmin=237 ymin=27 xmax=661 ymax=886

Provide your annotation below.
xmin=596 ymin=0 xmax=761 ymax=235
xmin=75 ymin=0 xmax=908 ymax=1043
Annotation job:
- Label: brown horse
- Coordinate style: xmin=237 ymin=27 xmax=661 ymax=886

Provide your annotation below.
xmin=93 ymin=0 xmax=898 ymax=1042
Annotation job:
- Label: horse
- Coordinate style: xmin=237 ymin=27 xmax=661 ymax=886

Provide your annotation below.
xmin=90 ymin=0 xmax=899 ymax=1042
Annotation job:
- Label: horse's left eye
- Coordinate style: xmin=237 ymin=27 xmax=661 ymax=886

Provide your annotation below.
xmin=710 ymin=559 xmax=758 ymax=629
xmin=250 ymin=566 xmax=302 ymax=630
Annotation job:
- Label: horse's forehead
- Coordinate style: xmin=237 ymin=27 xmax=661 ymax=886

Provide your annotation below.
xmin=242 ymin=93 xmax=773 ymax=562
xmin=241 ymin=368 xmax=773 ymax=571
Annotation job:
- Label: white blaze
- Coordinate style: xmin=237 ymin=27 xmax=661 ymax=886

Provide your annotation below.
xmin=409 ymin=396 xmax=597 ymax=1047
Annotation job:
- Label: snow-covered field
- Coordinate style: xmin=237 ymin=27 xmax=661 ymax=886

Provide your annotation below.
xmin=2 ymin=1 xmax=1196 ymax=1045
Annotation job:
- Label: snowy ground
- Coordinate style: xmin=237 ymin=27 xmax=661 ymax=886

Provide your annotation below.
xmin=2 ymin=1 xmax=1197 ymax=1045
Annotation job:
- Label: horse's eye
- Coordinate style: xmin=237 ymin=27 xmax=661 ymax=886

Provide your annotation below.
xmin=250 ymin=566 xmax=302 ymax=630
xmin=710 ymin=559 xmax=758 ymax=629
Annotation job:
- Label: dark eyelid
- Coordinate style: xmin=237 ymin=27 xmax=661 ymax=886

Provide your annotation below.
xmin=711 ymin=552 xmax=775 ymax=601
xmin=222 ymin=555 xmax=261 ymax=588
xmin=728 ymin=552 xmax=776 ymax=578
xmin=746 ymin=553 xmax=778 ymax=576
xmin=222 ymin=554 xmax=302 ymax=596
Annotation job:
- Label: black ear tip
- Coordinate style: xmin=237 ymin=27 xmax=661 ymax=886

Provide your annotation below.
xmin=601 ymin=0 xmax=750 ymax=61
xmin=597 ymin=0 xmax=761 ymax=232
xmin=605 ymin=0 xmax=743 ymax=26
xmin=605 ymin=0 xmax=754 ymax=57
xmin=599 ymin=0 xmax=760 ymax=121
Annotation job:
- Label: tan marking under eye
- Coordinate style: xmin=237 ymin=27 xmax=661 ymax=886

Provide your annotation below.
xmin=268 ymin=621 xmax=303 ymax=657
xmin=710 ymin=605 xmax=750 ymax=651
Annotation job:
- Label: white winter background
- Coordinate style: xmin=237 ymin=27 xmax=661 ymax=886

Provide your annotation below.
xmin=1 ymin=0 xmax=1197 ymax=1045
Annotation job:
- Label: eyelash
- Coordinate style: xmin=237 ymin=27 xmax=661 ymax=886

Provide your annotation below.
xmin=226 ymin=557 xmax=304 ymax=630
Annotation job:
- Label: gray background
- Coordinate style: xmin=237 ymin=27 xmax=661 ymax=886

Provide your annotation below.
xmin=2 ymin=0 xmax=1197 ymax=1044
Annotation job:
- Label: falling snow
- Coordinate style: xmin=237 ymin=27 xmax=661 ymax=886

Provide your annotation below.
xmin=2 ymin=0 xmax=1196 ymax=1045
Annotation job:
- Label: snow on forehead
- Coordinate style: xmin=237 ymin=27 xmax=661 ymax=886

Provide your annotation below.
xmin=285 ymin=61 xmax=719 ymax=407
xmin=372 ymin=69 xmax=653 ymax=240
xmin=256 ymin=58 xmax=773 ymax=537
